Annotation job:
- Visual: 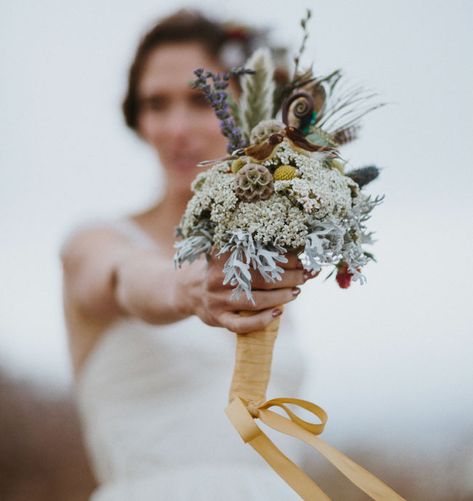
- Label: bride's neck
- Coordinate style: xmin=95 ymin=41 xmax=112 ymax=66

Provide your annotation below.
xmin=138 ymin=188 xmax=191 ymax=252
xmin=157 ymin=190 xmax=189 ymax=227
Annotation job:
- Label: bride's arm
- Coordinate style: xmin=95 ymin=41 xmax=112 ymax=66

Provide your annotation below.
xmin=61 ymin=227 xmax=140 ymax=320
xmin=61 ymin=227 xmax=308 ymax=333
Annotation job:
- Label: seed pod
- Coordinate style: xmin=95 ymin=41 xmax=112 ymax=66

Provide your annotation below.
xmin=250 ymin=119 xmax=285 ymax=144
xmin=235 ymin=163 xmax=274 ymax=202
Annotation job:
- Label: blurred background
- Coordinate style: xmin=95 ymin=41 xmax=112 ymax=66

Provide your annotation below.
xmin=1 ymin=0 xmax=472 ymax=499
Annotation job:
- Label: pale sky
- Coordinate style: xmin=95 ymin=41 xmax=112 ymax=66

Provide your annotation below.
xmin=1 ymin=0 xmax=472 ymax=491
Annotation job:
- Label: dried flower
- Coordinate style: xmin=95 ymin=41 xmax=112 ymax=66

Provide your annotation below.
xmin=192 ymin=67 xmax=254 ymax=153
xmin=235 ymin=163 xmax=274 ymax=202
xmin=231 ymin=157 xmax=247 ymax=173
xmin=336 ymin=262 xmax=355 ymax=289
xmin=273 ymin=165 xmax=298 ymax=181
xmin=176 ymin=39 xmax=384 ymax=300
xmin=250 ymin=119 xmax=285 ymax=144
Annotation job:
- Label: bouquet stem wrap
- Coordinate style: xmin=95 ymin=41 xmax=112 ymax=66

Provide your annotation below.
xmin=228 ymin=307 xmax=283 ymax=416
xmin=225 ymin=309 xmax=405 ymax=500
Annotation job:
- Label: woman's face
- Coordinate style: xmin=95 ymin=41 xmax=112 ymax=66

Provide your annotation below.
xmin=136 ymin=42 xmax=233 ymax=193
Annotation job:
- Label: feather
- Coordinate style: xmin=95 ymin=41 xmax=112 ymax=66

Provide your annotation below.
xmin=308 ymin=82 xmax=326 ymax=115
xmin=333 ymin=125 xmax=360 ymax=145
xmin=316 ymin=77 xmax=386 ymax=134
xmin=305 ymin=127 xmax=337 ymax=147
xmin=346 ymin=165 xmax=380 ymax=188
xmin=286 ymin=126 xmax=335 ymax=153
xmin=240 ymin=49 xmax=275 ymax=139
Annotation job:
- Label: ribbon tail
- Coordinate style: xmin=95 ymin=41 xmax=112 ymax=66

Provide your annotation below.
xmin=258 ymin=408 xmax=406 ymax=501
xmin=226 ymin=397 xmax=331 ymax=500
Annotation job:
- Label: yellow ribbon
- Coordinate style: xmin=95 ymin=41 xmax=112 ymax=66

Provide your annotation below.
xmin=225 ymin=396 xmax=406 ymax=500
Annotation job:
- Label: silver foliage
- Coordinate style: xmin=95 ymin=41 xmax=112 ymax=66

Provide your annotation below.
xmin=175 ymin=192 xmax=383 ymax=296
xmin=301 ymin=218 xmax=345 ymax=271
xmin=174 ymin=224 xmax=214 ymax=269
xmin=217 ymin=230 xmax=287 ymax=303
xmin=301 ymin=194 xmax=384 ymax=282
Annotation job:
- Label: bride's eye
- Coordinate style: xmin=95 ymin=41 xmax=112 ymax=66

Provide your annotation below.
xmin=140 ymin=95 xmax=168 ymax=112
xmin=190 ymin=93 xmax=210 ymax=109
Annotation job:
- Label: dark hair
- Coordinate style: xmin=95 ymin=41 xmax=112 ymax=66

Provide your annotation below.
xmin=122 ymin=9 xmax=287 ymax=131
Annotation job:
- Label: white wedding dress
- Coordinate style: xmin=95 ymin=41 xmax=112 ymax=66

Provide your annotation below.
xmin=71 ymin=217 xmax=308 ymax=500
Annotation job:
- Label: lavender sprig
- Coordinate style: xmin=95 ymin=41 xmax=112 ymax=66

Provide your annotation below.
xmin=192 ymin=67 xmax=254 ymax=153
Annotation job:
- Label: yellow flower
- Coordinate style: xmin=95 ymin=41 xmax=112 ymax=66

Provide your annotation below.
xmin=231 ymin=158 xmax=246 ymax=173
xmin=330 ymin=159 xmax=345 ymax=174
xmin=273 ymin=165 xmax=298 ymax=181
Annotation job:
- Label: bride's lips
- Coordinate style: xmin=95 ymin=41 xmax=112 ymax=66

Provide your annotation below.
xmin=169 ymin=153 xmax=201 ymax=171
xmin=174 ymin=160 xmax=199 ymax=171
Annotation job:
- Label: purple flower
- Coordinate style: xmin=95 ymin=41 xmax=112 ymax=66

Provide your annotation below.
xmin=192 ymin=67 xmax=254 ymax=153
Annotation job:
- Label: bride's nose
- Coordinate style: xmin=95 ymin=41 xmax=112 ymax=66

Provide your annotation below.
xmin=164 ymin=103 xmax=194 ymax=142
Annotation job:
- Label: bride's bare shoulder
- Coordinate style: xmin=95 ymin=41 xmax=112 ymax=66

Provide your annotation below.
xmin=60 ymin=221 xmax=131 ymax=261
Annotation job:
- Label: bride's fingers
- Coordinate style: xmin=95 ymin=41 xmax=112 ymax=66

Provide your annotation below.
xmin=218 ymin=308 xmax=282 ymax=334
xmin=222 ymin=287 xmax=299 ymax=313
xmin=279 ymin=252 xmax=303 ymax=270
xmin=211 ymin=250 xmax=301 ymax=270
xmin=248 ymin=287 xmax=299 ymax=310
xmin=251 ymin=269 xmax=305 ymax=289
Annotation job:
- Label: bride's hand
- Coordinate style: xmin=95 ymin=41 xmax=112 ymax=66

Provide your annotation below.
xmin=180 ymin=252 xmax=319 ymax=334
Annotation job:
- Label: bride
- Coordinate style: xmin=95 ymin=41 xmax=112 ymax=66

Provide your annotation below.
xmin=61 ymin=9 xmax=318 ymax=500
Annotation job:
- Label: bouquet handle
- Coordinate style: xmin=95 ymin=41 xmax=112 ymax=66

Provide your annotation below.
xmin=228 ymin=305 xmax=283 ymax=415
xmin=225 ymin=308 xmax=405 ymax=500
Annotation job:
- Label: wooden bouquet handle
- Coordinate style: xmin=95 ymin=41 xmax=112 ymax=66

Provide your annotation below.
xmin=228 ymin=306 xmax=283 ymax=415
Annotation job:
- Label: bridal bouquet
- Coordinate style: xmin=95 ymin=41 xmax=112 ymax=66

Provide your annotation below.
xmin=175 ymin=51 xmax=383 ymax=301
xmin=174 ymin=11 xmax=403 ymax=500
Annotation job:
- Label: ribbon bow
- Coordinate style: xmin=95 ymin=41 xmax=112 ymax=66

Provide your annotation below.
xmin=225 ymin=396 xmax=405 ymax=500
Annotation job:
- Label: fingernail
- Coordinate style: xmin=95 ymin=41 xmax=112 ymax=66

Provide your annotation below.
xmin=292 ymin=287 xmax=301 ymax=297
xmin=304 ymin=270 xmax=319 ymax=281
xmin=272 ymin=308 xmax=282 ymax=317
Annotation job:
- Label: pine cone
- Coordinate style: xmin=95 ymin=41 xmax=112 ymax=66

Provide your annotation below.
xmin=235 ymin=163 xmax=274 ymax=202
